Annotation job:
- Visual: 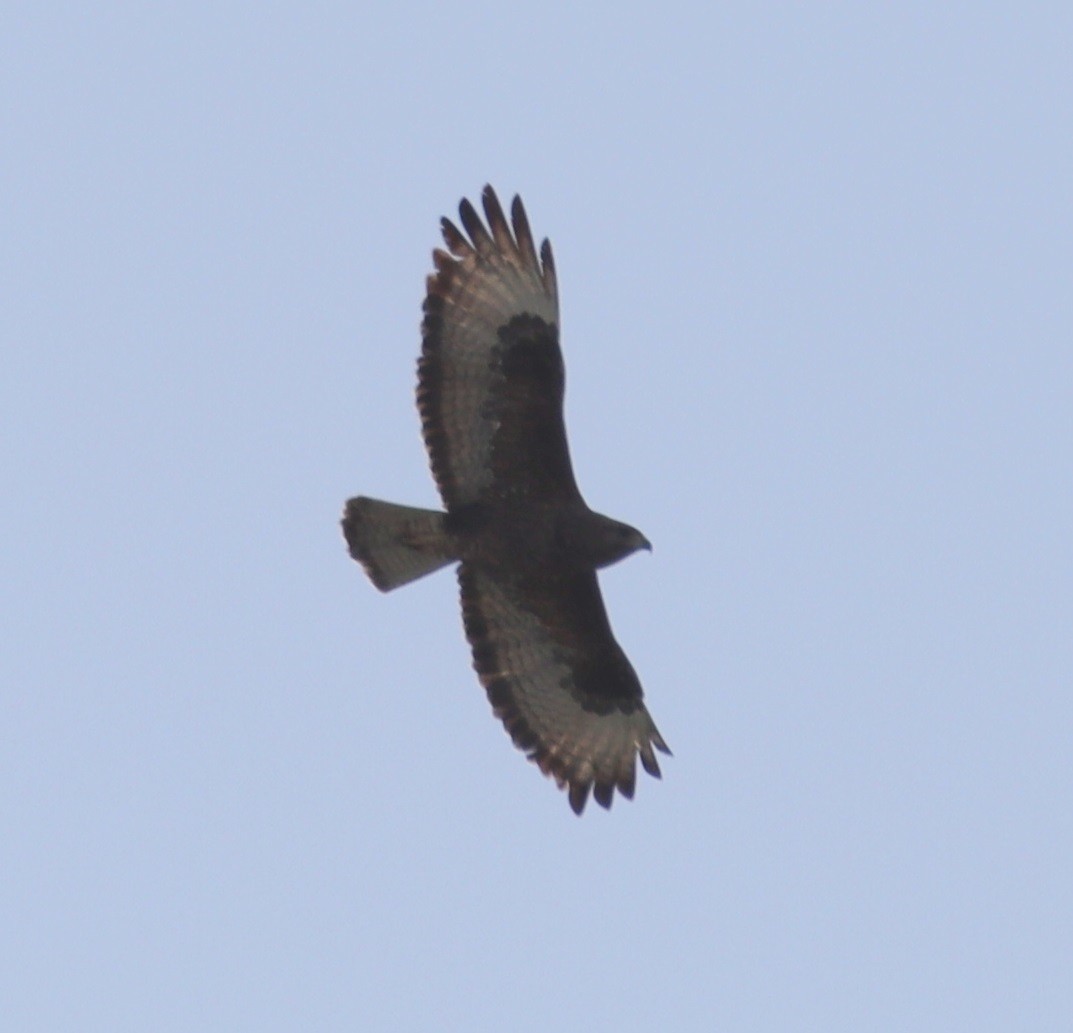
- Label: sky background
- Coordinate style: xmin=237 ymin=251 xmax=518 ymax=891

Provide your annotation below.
xmin=3 ymin=4 xmax=1071 ymax=1031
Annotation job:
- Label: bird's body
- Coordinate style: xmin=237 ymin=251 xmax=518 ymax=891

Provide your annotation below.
xmin=343 ymin=187 xmax=669 ymax=813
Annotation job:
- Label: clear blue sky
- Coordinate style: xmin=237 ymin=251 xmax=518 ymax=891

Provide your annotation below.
xmin=3 ymin=5 xmax=1071 ymax=1031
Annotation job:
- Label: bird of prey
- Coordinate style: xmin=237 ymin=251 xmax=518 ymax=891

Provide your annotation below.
xmin=342 ymin=186 xmax=669 ymax=813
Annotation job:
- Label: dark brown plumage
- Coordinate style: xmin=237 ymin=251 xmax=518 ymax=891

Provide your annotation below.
xmin=342 ymin=186 xmax=669 ymax=814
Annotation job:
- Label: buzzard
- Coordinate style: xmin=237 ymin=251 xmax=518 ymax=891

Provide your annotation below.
xmin=342 ymin=186 xmax=669 ymax=813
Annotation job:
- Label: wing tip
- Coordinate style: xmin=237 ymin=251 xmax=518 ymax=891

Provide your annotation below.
xmin=568 ymin=781 xmax=590 ymax=815
xmin=442 ymin=186 xmax=551 ymax=274
xmin=540 ymin=238 xmax=557 ymax=294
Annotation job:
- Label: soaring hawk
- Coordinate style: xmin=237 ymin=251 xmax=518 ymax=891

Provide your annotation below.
xmin=342 ymin=187 xmax=669 ymax=813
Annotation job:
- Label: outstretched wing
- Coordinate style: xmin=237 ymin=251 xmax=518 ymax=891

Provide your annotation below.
xmin=458 ymin=563 xmax=670 ymax=814
xmin=418 ymin=186 xmax=580 ymax=510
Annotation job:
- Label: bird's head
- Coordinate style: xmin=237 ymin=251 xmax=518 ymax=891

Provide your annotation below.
xmin=588 ymin=514 xmax=652 ymax=569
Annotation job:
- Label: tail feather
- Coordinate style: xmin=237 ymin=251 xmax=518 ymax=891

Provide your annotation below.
xmin=342 ymin=497 xmax=456 ymax=592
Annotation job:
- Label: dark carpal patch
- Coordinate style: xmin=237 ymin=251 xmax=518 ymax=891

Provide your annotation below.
xmin=497 ymin=315 xmax=563 ymax=385
xmin=485 ymin=316 xmax=576 ymax=498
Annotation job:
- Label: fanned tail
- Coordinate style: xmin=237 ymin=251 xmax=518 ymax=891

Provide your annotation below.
xmin=342 ymin=497 xmax=456 ymax=592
